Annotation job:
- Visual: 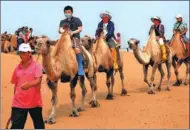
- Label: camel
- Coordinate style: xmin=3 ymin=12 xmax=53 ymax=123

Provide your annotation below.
xmin=36 ymin=29 xmax=95 ymax=124
xmin=1 ymin=34 xmax=14 ymax=53
xmin=168 ymin=31 xmax=190 ymax=86
xmin=128 ymin=29 xmax=173 ymax=94
xmin=81 ymin=29 xmax=127 ymax=101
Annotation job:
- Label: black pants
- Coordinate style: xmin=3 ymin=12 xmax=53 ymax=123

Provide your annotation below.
xmin=10 ymin=107 xmax=45 ymax=129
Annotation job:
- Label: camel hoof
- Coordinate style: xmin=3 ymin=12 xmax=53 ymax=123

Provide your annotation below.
xmin=69 ymin=109 xmax=79 ymax=117
xmin=121 ymin=89 xmax=127 ymax=96
xmin=106 ymin=94 xmax=113 ymax=100
xmin=44 ymin=117 xmax=56 ymax=124
xmin=184 ymin=81 xmax=189 ymax=86
xmin=165 ymin=87 xmax=171 ymax=91
xmin=89 ymin=100 xmax=100 ymax=108
xmin=157 ymin=87 xmax=161 ymax=91
xmin=173 ymin=80 xmax=182 ymax=86
xmin=153 ymin=83 xmax=156 ymax=87
xmin=77 ymin=107 xmax=85 ymax=112
xmin=147 ymin=90 xmax=155 ymax=94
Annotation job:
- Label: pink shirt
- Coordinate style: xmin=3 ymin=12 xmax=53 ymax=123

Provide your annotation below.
xmin=11 ymin=58 xmax=43 ymax=108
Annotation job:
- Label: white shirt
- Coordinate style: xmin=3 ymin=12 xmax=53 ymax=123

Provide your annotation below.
xmin=103 ymin=23 xmax=108 ymax=35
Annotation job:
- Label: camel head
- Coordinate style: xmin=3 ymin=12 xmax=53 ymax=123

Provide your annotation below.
xmin=96 ymin=28 xmax=105 ymax=39
xmin=81 ymin=35 xmax=96 ymax=51
xmin=35 ymin=36 xmax=50 ymax=55
xmin=173 ymin=30 xmax=181 ymax=38
xmin=128 ymin=38 xmax=140 ymax=50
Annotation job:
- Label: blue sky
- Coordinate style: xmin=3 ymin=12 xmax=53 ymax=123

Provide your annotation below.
xmin=1 ymin=1 xmax=189 ymax=49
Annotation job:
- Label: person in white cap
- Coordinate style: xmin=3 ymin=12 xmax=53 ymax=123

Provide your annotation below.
xmin=95 ymin=11 xmax=120 ymax=70
xmin=173 ymin=14 xmax=189 ymax=44
xmin=149 ymin=16 xmax=167 ymax=61
xmin=9 ymin=43 xmax=45 ymax=129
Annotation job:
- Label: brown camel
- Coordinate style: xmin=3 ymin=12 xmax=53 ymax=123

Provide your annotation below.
xmin=128 ymin=29 xmax=173 ymax=94
xmin=81 ymin=29 xmax=127 ymax=101
xmin=1 ymin=34 xmax=14 ymax=53
xmin=36 ymin=29 xmax=95 ymax=124
xmin=169 ymin=31 xmax=190 ymax=86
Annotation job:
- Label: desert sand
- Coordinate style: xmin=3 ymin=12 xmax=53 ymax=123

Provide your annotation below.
xmin=1 ymin=51 xmax=189 ymax=129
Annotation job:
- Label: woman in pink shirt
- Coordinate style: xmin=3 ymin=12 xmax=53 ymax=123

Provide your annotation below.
xmin=10 ymin=43 xmax=45 ymax=129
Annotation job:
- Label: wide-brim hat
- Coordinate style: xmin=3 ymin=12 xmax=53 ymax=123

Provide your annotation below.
xmin=100 ymin=11 xmax=112 ymax=19
xmin=151 ymin=16 xmax=161 ymax=23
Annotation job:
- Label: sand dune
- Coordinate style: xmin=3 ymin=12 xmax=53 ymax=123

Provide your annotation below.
xmin=1 ymin=52 xmax=189 ymax=129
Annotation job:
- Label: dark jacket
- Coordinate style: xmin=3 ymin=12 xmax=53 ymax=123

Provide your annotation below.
xmin=149 ymin=24 xmax=165 ymax=39
xmin=95 ymin=20 xmax=116 ymax=41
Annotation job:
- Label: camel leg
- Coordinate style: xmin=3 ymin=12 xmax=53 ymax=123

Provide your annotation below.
xmin=69 ymin=75 xmax=79 ymax=117
xmin=45 ymin=79 xmax=58 ymax=124
xmin=111 ymin=74 xmax=115 ymax=98
xmin=119 ymin=65 xmax=127 ymax=96
xmin=106 ymin=69 xmax=114 ymax=100
xmin=148 ymin=64 xmax=158 ymax=94
xmin=184 ymin=62 xmax=190 ymax=85
xmin=143 ymin=64 xmax=152 ymax=87
xmin=157 ymin=64 xmax=165 ymax=91
xmin=166 ymin=60 xmax=172 ymax=91
xmin=77 ymin=76 xmax=87 ymax=112
xmin=172 ymin=56 xmax=177 ymax=69
xmin=4 ymin=43 xmax=9 ymax=53
xmin=88 ymin=74 xmax=99 ymax=107
xmin=173 ymin=61 xmax=183 ymax=86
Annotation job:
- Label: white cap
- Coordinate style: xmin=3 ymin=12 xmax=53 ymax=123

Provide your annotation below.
xmin=176 ymin=14 xmax=183 ymax=19
xmin=18 ymin=43 xmax=32 ymax=52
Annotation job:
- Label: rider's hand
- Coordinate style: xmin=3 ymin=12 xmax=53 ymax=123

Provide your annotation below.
xmin=156 ymin=36 xmax=160 ymax=41
xmin=70 ymin=31 xmax=74 ymax=36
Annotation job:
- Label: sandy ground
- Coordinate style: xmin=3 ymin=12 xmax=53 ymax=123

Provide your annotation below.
xmin=1 ymin=52 xmax=189 ymax=129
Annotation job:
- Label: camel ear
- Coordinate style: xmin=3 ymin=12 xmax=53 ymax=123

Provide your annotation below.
xmin=92 ymin=38 xmax=96 ymax=44
xmin=136 ymin=40 xmax=140 ymax=44
xmin=46 ymin=40 xmax=50 ymax=45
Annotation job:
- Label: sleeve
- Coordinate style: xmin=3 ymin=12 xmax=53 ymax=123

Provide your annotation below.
xmin=35 ymin=64 xmax=43 ymax=78
xmin=95 ymin=23 xmax=100 ymax=37
xmin=11 ymin=68 xmax=18 ymax=85
xmin=149 ymin=25 xmax=153 ymax=35
xmin=184 ymin=23 xmax=187 ymax=29
xmin=106 ymin=22 xmax=115 ymax=41
xmin=75 ymin=18 xmax=82 ymax=27
xmin=59 ymin=20 xmax=64 ymax=28
xmin=173 ymin=23 xmax=177 ymax=30
xmin=160 ymin=24 xmax=165 ymax=37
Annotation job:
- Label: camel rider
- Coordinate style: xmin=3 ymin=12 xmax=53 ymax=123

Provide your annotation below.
xmin=173 ymin=14 xmax=189 ymax=45
xmin=59 ymin=5 xmax=84 ymax=76
xmin=149 ymin=16 xmax=167 ymax=61
xmin=95 ymin=11 xmax=120 ymax=70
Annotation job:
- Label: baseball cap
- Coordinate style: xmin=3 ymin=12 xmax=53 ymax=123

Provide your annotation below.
xmin=18 ymin=43 xmax=32 ymax=52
